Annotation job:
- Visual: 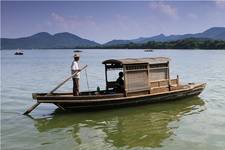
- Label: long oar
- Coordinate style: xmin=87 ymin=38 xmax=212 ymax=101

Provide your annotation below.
xmin=49 ymin=65 xmax=87 ymax=94
xmin=23 ymin=65 xmax=88 ymax=115
xmin=23 ymin=102 xmax=40 ymax=115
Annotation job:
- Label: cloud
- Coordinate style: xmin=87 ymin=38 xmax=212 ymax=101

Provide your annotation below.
xmin=51 ymin=12 xmax=65 ymax=22
xmin=215 ymin=0 xmax=225 ymax=8
xmin=50 ymin=12 xmax=96 ymax=31
xmin=113 ymin=14 xmax=142 ymax=35
xmin=187 ymin=13 xmax=198 ymax=20
xmin=149 ymin=2 xmax=178 ymax=19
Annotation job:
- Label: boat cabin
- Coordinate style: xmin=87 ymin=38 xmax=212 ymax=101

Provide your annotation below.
xmin=102 ymin=57 xmax=179 ymax=96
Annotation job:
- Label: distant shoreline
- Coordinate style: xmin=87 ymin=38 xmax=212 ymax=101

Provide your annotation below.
xmin=2 ymin=27 xmax=225 ymax=50
xmin=2 ymin=38 xmax=225 ymax=50
xmin=1 ymin=48 xmax=225 ymax=51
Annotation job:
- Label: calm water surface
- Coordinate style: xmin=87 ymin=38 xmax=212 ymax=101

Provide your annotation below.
xmin=1 ymin=49 xmax=225 ymax=150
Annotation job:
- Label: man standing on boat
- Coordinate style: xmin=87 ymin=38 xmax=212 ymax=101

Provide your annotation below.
xmin=71 ymin=53 xmax=80 ymax=96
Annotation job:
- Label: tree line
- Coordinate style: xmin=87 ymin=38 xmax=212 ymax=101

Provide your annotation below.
xmin=78 ymin=38 xmax=225 ymax=49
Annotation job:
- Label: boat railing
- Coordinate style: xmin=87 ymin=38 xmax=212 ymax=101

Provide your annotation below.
xmin=149 ymin=75 xmax=180 ymax=93
xmin=150 ymin=79 xmax=169 ymax=88
xmin=150 ymin=75 xmax=179 ymax=88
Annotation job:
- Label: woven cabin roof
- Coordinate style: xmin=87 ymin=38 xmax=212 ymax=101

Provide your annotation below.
xmin=102 ymin=57 xmax=170 ymax=65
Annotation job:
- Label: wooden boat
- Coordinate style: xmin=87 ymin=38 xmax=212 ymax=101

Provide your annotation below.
xmin=30 ymin=57 xmax=206 ymax=112
xmin=73 ymin=50 xmax=82 ymax=53
xmin=144 ymin=49 xmax=154 ymax=52
xmin=14 ymin=49 xmax=23 ymax=55
xmin=15 ymin=52 xmax=23 ymax=55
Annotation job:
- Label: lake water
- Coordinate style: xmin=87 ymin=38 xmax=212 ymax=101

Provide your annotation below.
xmin=1 ymin=49 xmax=225 ymax=150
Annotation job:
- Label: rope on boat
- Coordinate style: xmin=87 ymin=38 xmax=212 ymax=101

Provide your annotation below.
xmin=86 ymin=74 xmax=105 ymax=81
xmin=85 ymin=68 xmax=90 ymax=91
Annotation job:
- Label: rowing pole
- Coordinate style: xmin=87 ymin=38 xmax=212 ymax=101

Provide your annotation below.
xmin=23 ymin=65 xmax=88 ymax=115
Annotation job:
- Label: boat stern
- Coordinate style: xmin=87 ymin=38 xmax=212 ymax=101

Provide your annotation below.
xmin=32 ymin=93 xmax=37 ymax=99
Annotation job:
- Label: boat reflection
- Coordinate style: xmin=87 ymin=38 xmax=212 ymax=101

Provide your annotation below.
xmin=34 ymin=97 xmax=205 ymax=148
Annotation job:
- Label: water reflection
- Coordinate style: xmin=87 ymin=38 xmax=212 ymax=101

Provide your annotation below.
xmin=34 ymin=97 xmax=205 ymax=148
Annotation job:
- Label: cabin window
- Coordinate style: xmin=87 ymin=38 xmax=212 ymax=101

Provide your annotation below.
xmin=149 ymin=63 xmax=168 ymax=68
xmin=105 ymin=64 xmax=123 ymax=91
xmin=126 ymin=64 xmax=147 ymax=71
xmin=126 ymin=71 xmax=149 ymax=91
xmin=107 ymin=69 xmax=123 ymax=82
xmin=149 ymin=63 xmax=169 ymax=81
xmin=150 ymin=68 xmax=168 ymax=80
xmin=124 ymin=64 xmax=149 ymax=92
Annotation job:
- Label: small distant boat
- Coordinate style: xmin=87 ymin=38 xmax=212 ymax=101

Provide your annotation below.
xmin=73 ymin=50 xmax=82 ymax=53
xmin=14 ymin=52 xmax=23 ymax=55
xmin=14 ymin=49 xmax=23 ymax=55
xmin=144 ymin=49 xmax=154 ymax=52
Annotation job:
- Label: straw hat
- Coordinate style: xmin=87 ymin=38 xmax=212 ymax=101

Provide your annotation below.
xmin=73 ymin=53 xmax=80 ymax=58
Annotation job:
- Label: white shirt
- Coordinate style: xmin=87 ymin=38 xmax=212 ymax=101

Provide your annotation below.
xmin=71 ymin=60 xmax=80 ymax=78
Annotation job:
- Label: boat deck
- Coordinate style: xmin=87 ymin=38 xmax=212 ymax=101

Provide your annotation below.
xmin=33 ymin=83 xmax=205 ymax=103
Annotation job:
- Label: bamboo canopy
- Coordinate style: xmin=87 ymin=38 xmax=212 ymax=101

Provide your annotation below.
xmin=103 ymin=57 xmax=171 ymax=96
xmin=102 ymin=57 xmax=170 ymax=65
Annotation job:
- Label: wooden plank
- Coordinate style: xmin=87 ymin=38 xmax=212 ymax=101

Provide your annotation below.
xmin=127 ymin=91 xmax=149 ymax=97
xmin=127 ymin=86 xmax=150 ymax=93
xmin=177 ymin=75 xmax=180 ymax=86
xmin=147 ymin=63 xmax=151 ymax=94
xmin=149 ymin=67 xmax=169 ymax=70
xmin=125 ymin=69 xmax=148 ymax=72
xmin=123 ymin=65 xmax=128 ymax=97
xmin=105 ymin=64 xmax=108 ymax=90
xmin=167 ymin=62 xmax=171 ymax=91
xmin=151 ymin=87 xmax=169 ymax=93
xmin=150 ymin=79 xmax=169 ymax=83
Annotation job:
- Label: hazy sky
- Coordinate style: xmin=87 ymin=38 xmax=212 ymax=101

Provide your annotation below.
xmin=1 ymin=1 xmax=225 ymax=43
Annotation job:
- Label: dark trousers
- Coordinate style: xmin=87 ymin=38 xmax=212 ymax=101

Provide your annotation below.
xmin=73 ymin=78 xmax=79 ymax=96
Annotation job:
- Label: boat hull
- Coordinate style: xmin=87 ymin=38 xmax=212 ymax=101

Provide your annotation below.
xmin=14 ymin=52 xmax=23 ymax=55
xmin=33 ymin=83 xmax=206 ymax=110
